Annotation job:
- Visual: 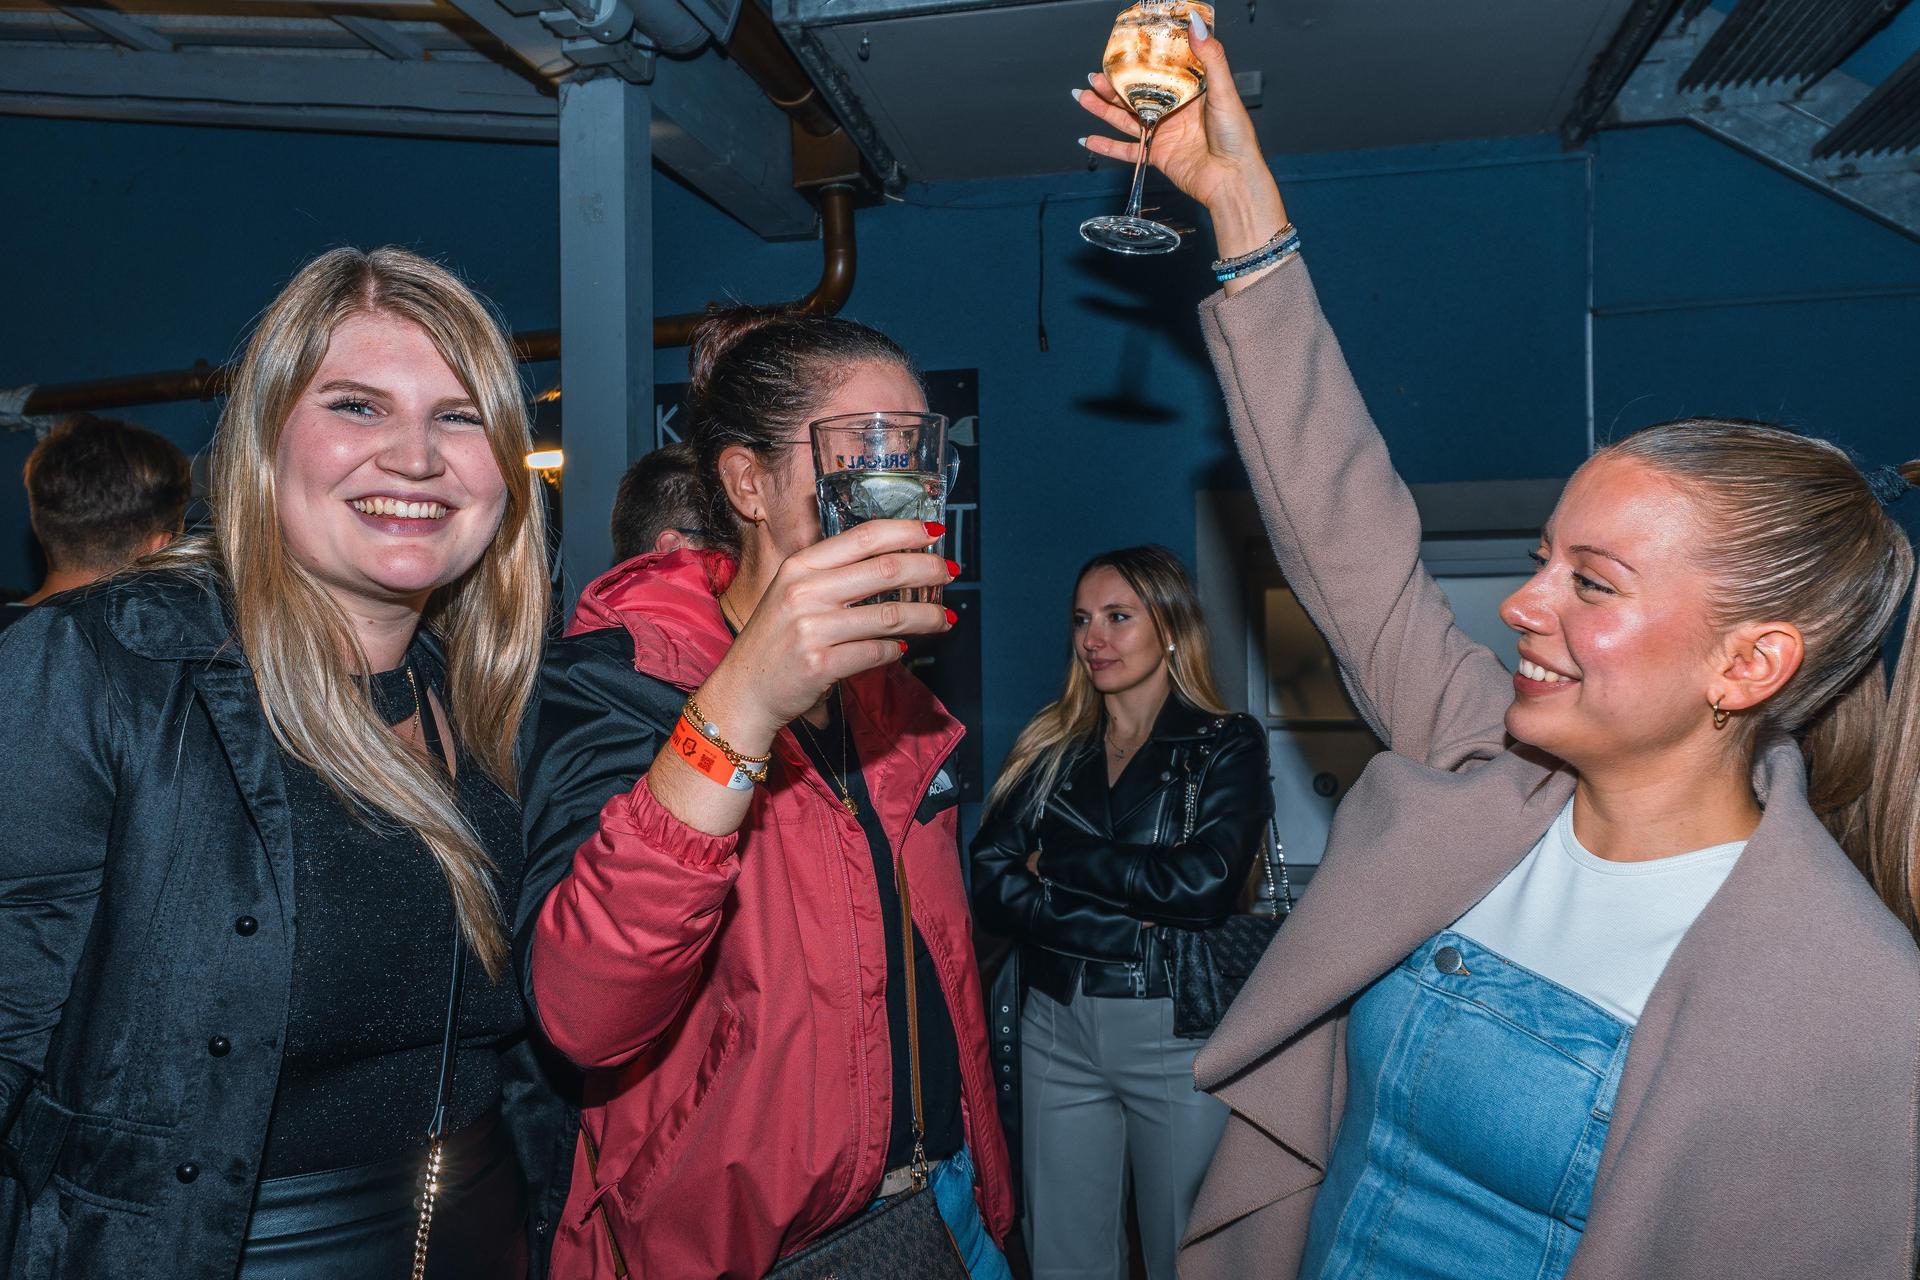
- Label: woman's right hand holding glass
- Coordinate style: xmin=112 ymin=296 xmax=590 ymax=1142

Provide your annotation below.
xmin=652 ymin=519 xmax=953 ymax=833
xmin=698 ymin=519 xmax=953 ymax=746
xmin=1074 ymin=15 xmax=1291 ymax=283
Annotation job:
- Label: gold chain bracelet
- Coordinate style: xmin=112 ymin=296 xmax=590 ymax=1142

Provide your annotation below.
xmin=681 ymin=694 xmax=773 ymax=784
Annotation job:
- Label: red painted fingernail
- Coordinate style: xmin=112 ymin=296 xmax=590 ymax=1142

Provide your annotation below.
xmin=945 ymin=559 xmax=961 ymax=577
xmin=924 ymin=521 xmax=946 ymax=538
xmin=945 ymin=608 xmax=958 ymax=625
xmin=898 ymin=640 xmax=909 ymax=653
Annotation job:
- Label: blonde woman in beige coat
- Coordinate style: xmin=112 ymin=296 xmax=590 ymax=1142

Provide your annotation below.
xmin=1075 ymin=15 xmax=1920 ymax=1280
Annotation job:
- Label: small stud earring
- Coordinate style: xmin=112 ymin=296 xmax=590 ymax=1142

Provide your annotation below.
xmin=1712 ymin=699 xmax=1731 ymax=731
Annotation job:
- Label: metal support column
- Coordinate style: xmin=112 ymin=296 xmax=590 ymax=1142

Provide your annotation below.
xmin=557 ymin=72 xmax=654 ymax=601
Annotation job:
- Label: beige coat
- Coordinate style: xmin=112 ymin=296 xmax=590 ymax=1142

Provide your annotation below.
xmin=1179 ymin=261 xmax=1920 ymax=1279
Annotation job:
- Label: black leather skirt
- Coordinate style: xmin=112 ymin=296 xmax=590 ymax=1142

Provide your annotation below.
xmin=238 ymin=1111 xmax=527 ymax=1280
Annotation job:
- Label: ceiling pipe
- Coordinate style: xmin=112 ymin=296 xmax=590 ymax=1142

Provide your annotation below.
xmin=18 ymin=184 xmax=857 ymax=417
xmin=724 ymin=0 xmax=842 ymax=138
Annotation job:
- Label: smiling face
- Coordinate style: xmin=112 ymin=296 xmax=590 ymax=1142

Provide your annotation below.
xmin=1498 ymin=455 xmax=1733 ymax=773
xmin=273 ymin=311 xmax=509 ymax=618
xmin=738 ymin=358 xmax=928 ymax=560
xmin=1073 ymin=565 xmax=1171 ymax=699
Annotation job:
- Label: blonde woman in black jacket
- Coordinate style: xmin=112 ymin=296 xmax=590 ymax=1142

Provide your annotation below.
xmin=971 ymin=545 xmax=1273 ymax=1280
xmin=0 ymin=248 xmax=564 ymax=1279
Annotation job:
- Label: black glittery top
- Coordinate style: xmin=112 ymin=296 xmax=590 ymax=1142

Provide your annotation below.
xmin=258 ymin=641 xmax=526 ymax=1178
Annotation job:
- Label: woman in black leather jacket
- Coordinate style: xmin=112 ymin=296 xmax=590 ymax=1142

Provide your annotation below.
xmin=971 ymin=545 xmax=1272 ymax=1280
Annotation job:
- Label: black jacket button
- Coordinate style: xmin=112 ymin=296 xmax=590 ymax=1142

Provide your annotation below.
xmin=208 ymin=1036 xmax=230 ymax=1057
xmin=176 ymin=1163 xmax=199 ymax=1183
xmin=234 ymin=916 xmax=258 ymax=936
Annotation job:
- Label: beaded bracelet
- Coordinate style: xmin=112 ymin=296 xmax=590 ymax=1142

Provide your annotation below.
xmin=680 ymin=694 xmax=772 ymax=785
xmin=1212 ymin=225 xmax=1302 ymax=283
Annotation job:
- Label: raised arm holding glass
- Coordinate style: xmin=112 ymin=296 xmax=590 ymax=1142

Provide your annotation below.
xmin=1076 ymin=17 xmax=1920 ymax=1280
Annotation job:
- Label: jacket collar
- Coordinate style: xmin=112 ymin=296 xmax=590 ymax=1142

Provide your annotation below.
xmin=99 ymin=568 xmax=247 ymax=665
xmin=100 ymin=566 xmax=449 ymax=679
xmin=1139 ymin=694 xmax=1228 ymax=742
xmin=1050 ymin=695 xmax=1230 ymax=835
xmin=567 ymin=548 xmax=737 ymax=689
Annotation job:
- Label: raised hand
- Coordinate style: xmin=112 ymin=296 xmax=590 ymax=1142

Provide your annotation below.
xmin=1074 ymin=14 xmax=1290 ymax=266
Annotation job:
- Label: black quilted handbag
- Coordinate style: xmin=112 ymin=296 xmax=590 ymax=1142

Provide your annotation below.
xmin=763 ymin=848 xmax=968 ymax=1280
xmin=762 ymin=1179 xmax=966 ymax=1280
xmin=1167 ymin=770 xmax=1294 ymax=1039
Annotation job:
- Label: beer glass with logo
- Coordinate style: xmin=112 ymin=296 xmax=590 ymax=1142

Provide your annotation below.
xmin=811 ymin=411 xmax=952 ymax=604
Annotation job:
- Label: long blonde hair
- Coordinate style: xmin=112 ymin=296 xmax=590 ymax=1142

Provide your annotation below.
xmin=986 ymin=546 xmax=1228 ymax=820
xmin=154 ymin=246 xmax=547 ymax=979
xmin=1601 ymin=421 xmax=1919 ymax=928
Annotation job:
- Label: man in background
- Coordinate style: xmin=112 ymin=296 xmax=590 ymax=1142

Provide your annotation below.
xmin=609 ymin=441 xmax=709 ymax=565
xmin=4 ymin=413 xmax=192 ymax=631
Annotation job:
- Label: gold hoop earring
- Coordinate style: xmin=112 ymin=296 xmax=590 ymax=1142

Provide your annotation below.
xmin=1712 ymin=699 xmax=1731 ymax=731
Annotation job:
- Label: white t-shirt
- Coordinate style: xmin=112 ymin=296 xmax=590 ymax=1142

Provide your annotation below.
xmin=1450 ymin=800 xmax=1745 ymax=1025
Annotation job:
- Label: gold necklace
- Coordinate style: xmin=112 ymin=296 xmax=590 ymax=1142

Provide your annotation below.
xmin=402 ymin=662 xmax=426 ymax=746
xmin=795 ymin=688 xmax=858 ymax=818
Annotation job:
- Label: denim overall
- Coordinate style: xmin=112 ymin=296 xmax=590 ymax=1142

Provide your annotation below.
xmin=1299 ymin=932 xmax=1633 ymax=1280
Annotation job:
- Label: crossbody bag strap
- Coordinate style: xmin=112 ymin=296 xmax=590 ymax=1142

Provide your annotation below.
xmin=411 ymin=663 xmax=469 ymax=1280
xmin=894 ymin=848 xmax=931 ymax=1190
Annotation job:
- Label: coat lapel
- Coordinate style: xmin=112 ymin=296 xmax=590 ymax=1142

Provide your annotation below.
xmin=1046 ymin=742 xmax=1110 ymax=838
xmin=190 ymin=664 xmax=295 ymax=917
xmin=1198 ymin=746 xmax=1573 ymax=1160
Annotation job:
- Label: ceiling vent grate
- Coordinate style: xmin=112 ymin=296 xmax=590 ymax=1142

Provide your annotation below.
xmin=1815 ymin=47 xmax=1920 ymax=157
xmin=1680 ymin=0 xmax=1913 ymax=92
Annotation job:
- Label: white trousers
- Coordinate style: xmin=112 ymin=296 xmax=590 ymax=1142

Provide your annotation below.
xmin=1020 ymin=988 xmax=1230 ymax=1280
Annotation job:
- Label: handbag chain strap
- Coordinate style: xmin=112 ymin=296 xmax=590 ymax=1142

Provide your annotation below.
xmin=1267 ymin=817 xmax=1295 ymax=916
xmin=410 ymin=663 xmax=468 ymax=1280
xmin=1182 ymin=750 xmax=1293 ymax=918
xmin=896 ymin=846 xmax=932 ymax=1189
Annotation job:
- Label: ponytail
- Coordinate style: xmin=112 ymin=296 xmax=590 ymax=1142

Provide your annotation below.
xmin=1804 ymin=660 xmax=1885 ymax=883
xmin=1866 ymin=462 xmax=1920 ymax=928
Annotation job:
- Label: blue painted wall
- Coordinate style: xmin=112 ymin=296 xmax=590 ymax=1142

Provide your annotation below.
xmin=4 ymin=115 xmax=1918 ymax=774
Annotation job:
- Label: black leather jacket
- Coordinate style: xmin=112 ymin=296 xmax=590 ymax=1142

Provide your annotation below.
xmin=971 ymin=696 xmax=1274 ymax=1006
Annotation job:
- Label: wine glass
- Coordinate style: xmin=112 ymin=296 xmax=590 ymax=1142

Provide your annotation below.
xmin=1079 ymin=0 xmax=1213 ymax=255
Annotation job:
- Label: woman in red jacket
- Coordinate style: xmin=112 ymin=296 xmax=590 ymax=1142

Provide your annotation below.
xmin=516 ymin=308 xmax=1015 ymax=1279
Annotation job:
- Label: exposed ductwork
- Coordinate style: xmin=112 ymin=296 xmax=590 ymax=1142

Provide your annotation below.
xmin=17 ymin=185 xmax=858 ymax=418
xmin=1568 ymin=0 xmax=1920 ymax=239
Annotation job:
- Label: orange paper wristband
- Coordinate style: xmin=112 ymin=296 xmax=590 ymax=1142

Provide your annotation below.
xmin=669 ymin=715 xmax=756 ymax=791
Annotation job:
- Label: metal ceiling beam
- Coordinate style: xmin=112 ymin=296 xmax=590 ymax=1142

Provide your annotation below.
xmin=1608 ymin=6 xmax=1920 ymax=240
xmin=439 ymin=0 xmax=579 ymax=79
xmin=1561 ymin=0 xmax=1689 ymax=147
xmin=56 ymin=3 xmax=173 ymax=51
xmin=0 ymin=47 xmax=547 ymax=115
xmin=650 ymin=55 xmax=816 ymax=237
xmin=440 ymin=0 xmax=815 ymax=236
xmin=772 ymin=0 xmax=903 ymax=189
xmin=0 ymin=37 xmax=813 ymax=237
xmin=332 ymin=13 xmax=426 ymax=60
xmin=0 ymin=46 xmax=555 ymax=139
